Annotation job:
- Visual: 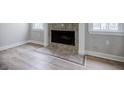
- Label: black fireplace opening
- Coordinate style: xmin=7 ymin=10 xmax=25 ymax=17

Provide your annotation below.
xmin=51 ymin=30 xmax=75 ymax=46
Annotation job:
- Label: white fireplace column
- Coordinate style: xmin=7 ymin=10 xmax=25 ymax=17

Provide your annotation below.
xmin=44 ymin=23 xmax=49 ymax=47
xmin=79 ymin=23 xmax=85 ymax=55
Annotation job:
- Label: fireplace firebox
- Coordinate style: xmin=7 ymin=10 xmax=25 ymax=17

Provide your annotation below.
xmin=51 ymin=30 xmax=75 ymax=46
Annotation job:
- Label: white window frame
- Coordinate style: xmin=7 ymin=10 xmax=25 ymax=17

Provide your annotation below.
xmin=88 ymin=23 xmax=124 ymax=36
xmin=32 ymin=23 xmax=44 ymax=31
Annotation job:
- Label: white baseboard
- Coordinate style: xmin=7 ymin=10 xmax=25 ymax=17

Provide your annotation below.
xmin=0 ymin=41 xmax=28 ymax=51
xmin=0 ymin=40 xmax=44 ymax=51
xmin=78 ymin=50 xmax=85 ymax=55
xmin=86 ymin=50 xmax=124 ymax=62
xmin=28 ymin=40 xmax=44 ymax=46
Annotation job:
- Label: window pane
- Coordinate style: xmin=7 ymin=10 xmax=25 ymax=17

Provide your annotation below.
xmin=101 ymin=23 xmax=107 ymax=30
xmin=108 ymin=23 xmax=118 ymax=31
xmin=93 ymin=23 xmax=101 ymax=30
xmin=32 ymin=23 xmax=44 ymax=29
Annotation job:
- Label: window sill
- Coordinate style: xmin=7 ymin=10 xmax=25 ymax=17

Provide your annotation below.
xmin=32 ymin=29 xmax=44 ymax=32
xmin=89 ymin=31 xmax=124 ymax=36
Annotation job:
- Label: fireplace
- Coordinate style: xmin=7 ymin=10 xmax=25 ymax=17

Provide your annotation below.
xmin=51 ymin=30 xmax=75 ymax=46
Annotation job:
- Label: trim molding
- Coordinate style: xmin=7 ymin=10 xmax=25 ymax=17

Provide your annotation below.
xmin=0 ymin=40 xmax=44 ymax=51
xmin=0 ymin=41 xmax=28 ymax=51
xmin=78 ymin=23 xmax=85 ymax=55
xmin=28 ymin=40 xmax=44 ymax=46
xmin=89 ymin=31 xmax=124 ymax=36
xmin=86 ymin=50 xmax=124 ymax=62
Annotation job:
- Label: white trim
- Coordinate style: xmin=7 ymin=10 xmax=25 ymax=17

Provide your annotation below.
xmin=86 ymin=50 xmax=124 ymax=62
xmin=44 ymin=23 xmax=49 ymax=47
xmin=89 ymin=31 xmax=124 ymax=36
xmin=0 ymin=41 xmax=28 ymax=51
xmin=78 ymin=23 xmax=85 ymax=55
xmin=31 ymin=29 xmax=44 ymax=32
xmin=28 ymin=40 xmax=44 ymax=46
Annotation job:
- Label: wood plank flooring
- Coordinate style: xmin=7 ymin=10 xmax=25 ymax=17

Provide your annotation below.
xmin=0 ymin=43 xmax=124 ymax=70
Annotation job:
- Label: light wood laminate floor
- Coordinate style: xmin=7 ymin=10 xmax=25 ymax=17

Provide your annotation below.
xmin=0 ymin=43 xmax=124 ymax=70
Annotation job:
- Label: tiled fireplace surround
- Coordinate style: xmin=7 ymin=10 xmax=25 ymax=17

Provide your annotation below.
xmin=48 ymin=23 xmax=79 ymax=53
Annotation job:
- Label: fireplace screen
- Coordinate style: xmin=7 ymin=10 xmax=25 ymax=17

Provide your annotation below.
xmin=51 ymin=30 xmax=75 ymax=46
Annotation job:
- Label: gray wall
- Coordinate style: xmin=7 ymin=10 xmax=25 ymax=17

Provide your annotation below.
xmin=85 ymin=24 xmax=124 ymax=57
xmin=30 ymin=31 xmax=44 ymax=43
xmin=0 ymin=23 xmax=29 ymax=47
xmin=29 ymin=23 xmax=45 ymax=44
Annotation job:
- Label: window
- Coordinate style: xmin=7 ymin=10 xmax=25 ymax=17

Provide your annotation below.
xmin=91 ymin=23 xmax=119 ymax=32
xmin=32 ymin=23 xmax=44 ymax=30
xmin=88 ymin=23 xmax=124 ymax=35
